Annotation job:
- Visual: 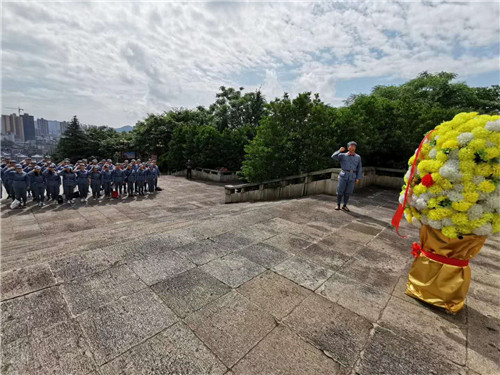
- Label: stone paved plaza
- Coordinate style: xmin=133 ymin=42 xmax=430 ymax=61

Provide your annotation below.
xmin=1 ymin=175 xmax=499 ymax=375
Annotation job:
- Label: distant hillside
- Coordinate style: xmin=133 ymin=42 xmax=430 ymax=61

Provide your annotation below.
xmin=116 ymin=125 xmax=134 ymax=133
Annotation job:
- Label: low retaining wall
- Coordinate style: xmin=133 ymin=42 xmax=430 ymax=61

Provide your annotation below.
xmin=224 ymin=167 xmax=404 ymax=204
xmin=171 ymin=168 xmax=239 ymax=183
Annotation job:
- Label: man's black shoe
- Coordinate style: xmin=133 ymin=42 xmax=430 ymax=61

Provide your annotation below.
xmin=335 ymin=205 xmax=341 ymax=210
xmin=342 ymin=205 xmax=350 ymax=212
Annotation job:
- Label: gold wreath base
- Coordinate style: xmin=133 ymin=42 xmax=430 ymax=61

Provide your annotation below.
xmin=406 ymin=225 xmax=487 ymax=313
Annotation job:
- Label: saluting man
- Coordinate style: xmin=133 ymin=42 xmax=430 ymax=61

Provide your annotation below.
xmin=331 ymin=141 xmax=363 ymax=212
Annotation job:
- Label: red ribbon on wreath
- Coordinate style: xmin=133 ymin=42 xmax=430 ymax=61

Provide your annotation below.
xmin=391 ymin=130 xmax=435 ymax=238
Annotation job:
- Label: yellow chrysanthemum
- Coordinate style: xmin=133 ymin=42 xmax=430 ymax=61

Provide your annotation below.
xmin=452 ymin=201 xmax=473 ymax=212
xmin=442 ymin=226 xmax=458 ymax=239
xmin=468 ymin=138 xmax=487 ymax=151
xmin=471 ymin=126 xmax=491 ymax=139
xmin=427 ymin=207 xmax=453 ymax=220
xmin=485 ymin=147 xmax=500 ymax=160
xmin=463 ymin=192 xmax=479 ymax=203
xmin=413 ymin=184 xmax=427 ymax=195
xmin=451 ymin=213 xmax=469 ymax=226
xmin=478 ymin=180 xmax=496 ymax=193
xmin=475 ymin=164 xmax=493 ymax=177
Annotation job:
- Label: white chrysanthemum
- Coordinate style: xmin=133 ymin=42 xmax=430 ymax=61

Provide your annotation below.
xmin=429 ymin=147 xmax=437 ymax=159
xmin=412 ymin=217 xmax=421 ymax=228
xmin=405 ymin=169 xmax=411 ymax=180
xmin=399 ymin=194 xmax=405 ymax=205
xmin=449 ymin=150 xmax=459 ymax=160
xmin=439 ymin=159 xmax=462 ymax=182
xmin=435 ymin=135 xmax=440 ymax=140
xmin=428 ymin=219 xmax=443 ymax=230
xmin=414 ymin=193 xmax=430 ymax=210
xmin=420 ymin=215 xmax=429 ymax=225
xmin=447 ymin=190 xmax=463 ymax=202
xmin=457 ymin=132 xmax=474 ymax=146
xmin=473 ymin=223 xmax=493 ymax=236
xmin=485 ymin=119 xmax=500 ymax=132
xmin=467 ymin=205 xmax=484 ymax=221
xmin=486 ymin=140 xmax=497 ymax=147
xmin=442 ymin=218 xmax=454 ymax=227
xmin=485 ymin=194 xmax=500 ymax=213
xmin=473 ymin=176 xmax=485 ymax=185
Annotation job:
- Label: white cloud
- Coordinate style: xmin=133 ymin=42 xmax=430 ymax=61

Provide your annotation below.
xmin=1 ymin=1 xmax=499 ymax=126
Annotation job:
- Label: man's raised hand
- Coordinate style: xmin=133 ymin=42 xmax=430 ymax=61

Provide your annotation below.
xmin=339 ymin=147 xmax=346 ymax=152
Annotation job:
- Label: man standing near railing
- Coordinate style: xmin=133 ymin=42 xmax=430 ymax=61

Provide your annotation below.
xmin=331 ymin=141 xmax=362 ymax=212
xmin=186 ymin=159 xmax=192 ymax=180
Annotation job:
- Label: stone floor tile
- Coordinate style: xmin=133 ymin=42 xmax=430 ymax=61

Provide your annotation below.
xmin=1 ymin=319 xmax=96 ymax=375
xmin=49 ymin=248 xmax=121 ymax=282
xmin=317 ymin=273 xmax=390 ymax=322
xmin=77 ymin=289 xmax=178 ymax=365
xmin=292 ymin=240 xmax=351 ymax=271
xmin=176 ymin=239 xmax=233 ymax=265
xmin=344 ymin=220 xmax=385 ymax=236
xmin=1 ymin=263 xmax=56 ymax=301
xmin=317 ymin=233 xmax=364 ymax=257
xmin=467 ymin=305 xmax=500 ymax=375
xmin=129 ymin=249 xmax=195 ymax=285
xmin=152 ymin=268 xmax=231 ymax=318
xmin=238 ymin=271 xmax=312 ymax=320
xmin=336 ymin=246 xmax=405 ymax=293
xmin=262 ymin=233 xmax=314 ymax=254
xmin=235 ymin=242 xmax=291 ymax=269
xmin=378 ymin=296 xmax=467 ymax=365
xmin=332 ymin=227 xmax=375 ymax=245
xmin=355 ymin=327 xmax=466 ymax=375
xmin=210 ymin=231 xmax=254 ymax=251
xmin=1 ymin=286 xmax=70 ymax=344
xmin=185 ymin=291 xmax=276 ymax=367
xmin=100 ymin=322 xmax=226 ymax=375
xmin=272 ymin=256 xmax=334 ymax=290
xmin=200 ymin=253 xmax=266 ymax=288
xmin=231 ymin=325 xmax=340 ymax=375
xmin=283 ymin=293 xmax=372 ymax=367
xmin=61 ymin=265 xmax=146 ymax=316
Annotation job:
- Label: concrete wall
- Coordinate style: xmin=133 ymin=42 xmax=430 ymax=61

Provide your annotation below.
xmin=224 ymin=167 xmax=404 ymax=204
xmin=171 ymin=168 xmax=239 ymax=183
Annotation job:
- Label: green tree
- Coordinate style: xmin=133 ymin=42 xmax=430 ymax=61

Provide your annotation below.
xmin=54 ymin=116 xmax=90 ymax=162
xmin=241 ymin=93 xmax=336 ymax=182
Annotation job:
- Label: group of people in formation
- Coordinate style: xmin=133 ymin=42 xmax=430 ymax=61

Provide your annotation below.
xmin=1 ymin=157 xmax=161 ymax=208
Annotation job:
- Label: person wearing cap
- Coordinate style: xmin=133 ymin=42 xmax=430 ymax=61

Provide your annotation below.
xmin=43 ymin=163 xmax=61 ymax=202
xmin=145 ymin=164 xmax=157 ymax=193
xmin=28 ymin=166 xmax=46 ymax=206
xmin=2 ymin=161 xmax=17 ymax=200
xmin=11 ymin=164 xmax=30 ymax=207
xmin=135 ymin=164 xmax=146 ymax=195
xmin=152 ymin=161 xmax=160 ymax=190
xmin=75 ymin=164 xmax=90 ymax=202
xmin=60 ymin=164 xmax=77 ymax=204
xmin=111 ymin=163 xmax=125 ymax=196
xmin=101 ymin=164 xmax=113 ymax=198
xmin=90 ymin=165 xmax=103 ymax=199
xmin=106 ymin=159 xmax=115 ymax=171
xmin=124 ymin=163 xmax=136 ymax=196
xmin=331 ymin=141 xmax=363 ymax=212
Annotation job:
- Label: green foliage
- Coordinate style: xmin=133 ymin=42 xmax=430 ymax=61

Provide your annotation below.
xmin=55 ymin=72 xmax=499 ymax=178
xmin=241 ymin=93 xmax=336 ymax=182
xmin=54 ymin=116 xmax=90 ymax=162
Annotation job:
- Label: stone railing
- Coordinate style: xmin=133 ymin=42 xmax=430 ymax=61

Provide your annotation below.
xmin=224 ymin=167 xmax=405 ymax=204
xmin=171 ymin=167 xmax=239 ymax=183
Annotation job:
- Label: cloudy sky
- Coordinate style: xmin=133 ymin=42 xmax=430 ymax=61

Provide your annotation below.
xmin=2 ymin=1 xmax=499 ymax=127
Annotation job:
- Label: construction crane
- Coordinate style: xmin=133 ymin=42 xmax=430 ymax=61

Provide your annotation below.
xmin=5 ymin=107 xmax=24 ymax=115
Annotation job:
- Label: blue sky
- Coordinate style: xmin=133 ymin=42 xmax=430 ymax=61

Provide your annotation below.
xmin=2 ymin=1 xmax=499 ymax=127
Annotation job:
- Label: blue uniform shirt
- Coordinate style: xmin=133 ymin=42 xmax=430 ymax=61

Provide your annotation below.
xmin=331 ymin=150 xmax=363 ymax=180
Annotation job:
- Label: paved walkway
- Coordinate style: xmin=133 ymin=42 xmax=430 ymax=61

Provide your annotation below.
xmin=1 ymin=176 xmax=499 ymax=375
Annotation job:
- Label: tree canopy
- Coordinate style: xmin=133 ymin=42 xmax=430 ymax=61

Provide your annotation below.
xmin=55 ymin=72 xmax=500 ymax=180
